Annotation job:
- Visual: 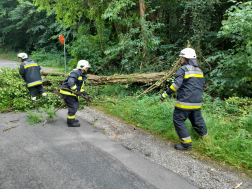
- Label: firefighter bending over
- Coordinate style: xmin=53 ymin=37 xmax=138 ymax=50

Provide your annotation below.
xmin=60 ymin=60 xmax=91 ymax=127
xmin=18 ymin=52 xmax=47 ymax=101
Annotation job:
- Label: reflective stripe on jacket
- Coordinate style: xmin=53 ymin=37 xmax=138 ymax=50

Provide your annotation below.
xmin=19 ymin=59 xmax=42 ymax=88
xmin=60 ymin=69 xmax=87 ymax=97
xmin=166 ymin=62 xmax=205 ymax=110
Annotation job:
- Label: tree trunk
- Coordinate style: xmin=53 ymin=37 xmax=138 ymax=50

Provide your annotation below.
xmin=139 ymin=0 xmax=147 ymax=67
xmin=41 ymin=71 xmax=172 ymax=86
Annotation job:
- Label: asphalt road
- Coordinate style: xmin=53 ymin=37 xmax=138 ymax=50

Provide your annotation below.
xmin=0 ymin=58 xmax=20 ymax=71
xmin=0 ymin=110 xmax=197 ymax=189
xmin=0 ymin=59 xmax=197 ymax=189
xmin=0 ymin=58 xmax=58 ymax=72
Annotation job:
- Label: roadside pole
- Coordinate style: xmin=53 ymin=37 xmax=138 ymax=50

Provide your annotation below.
xmin=59 ymin=35 xmax=66 ymax=73
xmin=64 ymin=38 xmax=66 ymax=73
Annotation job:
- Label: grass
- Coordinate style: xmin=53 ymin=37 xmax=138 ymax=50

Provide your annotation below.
xmin=0 ymin=48 xmax=18 ymax=60
xmin=86 ymin=84 xmax=252 ymax=175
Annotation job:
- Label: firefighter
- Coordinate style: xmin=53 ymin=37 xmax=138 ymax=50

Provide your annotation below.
xmin=60 ymin=60 xmax=91 ymax=127
xmin=18 ymin=52 xmax=47 ymax=101
xmin=160 ymin=48 xmax=208 ymax=150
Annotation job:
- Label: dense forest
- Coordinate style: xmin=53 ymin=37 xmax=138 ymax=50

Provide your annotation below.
xmin=0 ymin=0 xmax=251 ymax=98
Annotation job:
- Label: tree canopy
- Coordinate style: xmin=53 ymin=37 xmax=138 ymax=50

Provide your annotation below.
xmin=1 ymin=0 xmax=252 ymax=97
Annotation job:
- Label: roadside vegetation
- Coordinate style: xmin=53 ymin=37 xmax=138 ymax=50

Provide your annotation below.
xmin=87 ymin=84 xmax=252 ymax=173
xmin=1 ymin=0 xmax=252 ymax=177
xmin=0 ymin=64 xmax=251 ymax=174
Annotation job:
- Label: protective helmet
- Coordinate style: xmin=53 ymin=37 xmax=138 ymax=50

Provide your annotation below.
xmin=77 ymin=60 xmax=91 ymax=70
xmin=179 ymin=48 xmax=197 ymax=59
xmin=17 ymin=52 xmax=28 ymax=59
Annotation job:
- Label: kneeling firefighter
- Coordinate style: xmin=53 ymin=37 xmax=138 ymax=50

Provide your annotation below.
xmin=60 ymin=60 xmax=91 ymax=127
xmin=160 ymin=48 xmax=208 ymax=150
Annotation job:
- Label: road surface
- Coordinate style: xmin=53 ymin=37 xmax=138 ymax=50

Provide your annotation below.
xmin=0 ymin=110 xmax=197 ymax=189
xmin=0 ymin=58 xmax=20 ymax=71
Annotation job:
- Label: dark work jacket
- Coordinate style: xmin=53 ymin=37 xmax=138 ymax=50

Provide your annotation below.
xmin=19 ymin=59 xmax=42 ymax=88
xmin=165 ymin=62 xmax=205 ymax=110
xmin=60 ymin=69 xmax=87 ymax=98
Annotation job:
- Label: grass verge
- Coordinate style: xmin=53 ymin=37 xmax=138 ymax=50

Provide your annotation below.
xmin=86 ymin=84 xmax=252 ymax=176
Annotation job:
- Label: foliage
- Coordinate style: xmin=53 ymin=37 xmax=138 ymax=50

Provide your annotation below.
xmin=25 ymin=107 xmax=58 ymax=124
xmin=208 ymin=1 xmax=252 ymax=97
xmin=0 ymin=67 xmax=62 ymax=112
xmin=30 ymin=49 xmax=70 ymax=68
xmin=0 ymin=48 xmax=19 ymax=61
xmin=0 ymin=0 xmax=19 ymax=49
xmin=42 ymin=107 xmax=58 ymax=121
xmin=0 ymin=0 xmax=74 ymax=53
xmin=26 ymin=111 xmax=43 ymax=124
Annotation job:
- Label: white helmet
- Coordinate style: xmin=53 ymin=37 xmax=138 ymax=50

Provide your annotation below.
xmin=179 ymin=48 xmax=197 ymax=59
xmin=77 ymin=60 xmax=91 ymax=70
xmin=17 ymin=52 xmax=28 ymax=59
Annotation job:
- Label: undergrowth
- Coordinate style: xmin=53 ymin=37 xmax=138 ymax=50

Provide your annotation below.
xmin=0 ymin=67 xmax=63 ymax=111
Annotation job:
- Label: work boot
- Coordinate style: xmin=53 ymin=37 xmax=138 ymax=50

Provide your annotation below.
xmin=73 ymin=119 xmax=79 ymax=123
xmin=174 ymin=142 xmax=192 ymax=150
xmin=67 ymin=122 xmax=80 ymax=127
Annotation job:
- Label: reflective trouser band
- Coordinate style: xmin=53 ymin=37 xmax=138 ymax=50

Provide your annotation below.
xmin=67 ymin=115 xmax=75 ymax=119
xmin=27 ymin=81 xmax=42 ymax=87
xmin=201 ymin=133 xmax=209 ymax=140
xmin=42 ymin=93 xmax=47 ymax=96
xmin=181 ymin=136 xmax=192 ymax=143
xmin=31 ymin=97 xmax=36 ymax=100
xmin=175 ymin=101 xmax=202 ymax=109
xmin=60 ymin=89 xmax=77 ymax=97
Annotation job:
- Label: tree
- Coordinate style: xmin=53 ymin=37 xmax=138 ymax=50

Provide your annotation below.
xmin=208 ymin=1 xmax=252 ymax=97
xmin=0 ymin=0 xmax=19 ymax=49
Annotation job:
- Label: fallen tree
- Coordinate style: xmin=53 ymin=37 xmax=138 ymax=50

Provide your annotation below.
xmin=41 ymin=71 xmax=174 ymax=86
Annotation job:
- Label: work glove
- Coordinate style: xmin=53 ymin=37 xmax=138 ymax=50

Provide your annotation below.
xmin=160 ymin=92 xmax=168 ymax=101
xmin=77 ymin=91 xmax=91 ymax=101
xmin=82 ymin=91 xmax=89 ymax=96
xmin=82 ymin=92 xmax=91 ymax=101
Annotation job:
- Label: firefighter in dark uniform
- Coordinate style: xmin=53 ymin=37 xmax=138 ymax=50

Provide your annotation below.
xmin=160 ymin=48 xmax=208 ymax=150
xmin=60 ymin=60 xmax=91 ymax=127
xmin=18 ymin=53 xmax=47 ymax=101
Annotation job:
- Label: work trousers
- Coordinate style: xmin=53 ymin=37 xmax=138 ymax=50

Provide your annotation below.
xmin=28 ymin=85 xmax=46 ymax=97
xmin=173 ymin=108 xmax=207 ymax=140
xmin=63 ymin=95 xmax=79 ymax=123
